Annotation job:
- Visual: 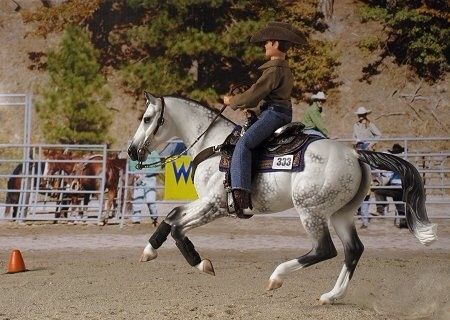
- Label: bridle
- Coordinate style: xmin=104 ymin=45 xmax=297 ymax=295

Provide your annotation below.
xmin=138 ymin=97 xmax=166 ymax=155
xmin=135 ymin=83 xmax=249 ymax=170
xmin=135 ymin=97 xmax=226 ymax=170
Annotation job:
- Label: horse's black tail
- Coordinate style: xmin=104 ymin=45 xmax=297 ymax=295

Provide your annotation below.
xmin=357 ymin=150 xmax=437 ymax=246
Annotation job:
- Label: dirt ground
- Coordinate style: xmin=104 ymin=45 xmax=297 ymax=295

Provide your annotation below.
xmin=0 ymin=215 xmax=449 ymax=320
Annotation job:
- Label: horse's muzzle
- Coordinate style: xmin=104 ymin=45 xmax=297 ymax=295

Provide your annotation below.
xmin=128 ymin=144 xmax=138 ymax=161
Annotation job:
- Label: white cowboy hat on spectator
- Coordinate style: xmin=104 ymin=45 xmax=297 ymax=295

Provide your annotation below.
xmin=311 ymin=91 xmax=326 ymax=101
xmin=355 ymin=106 xmax=371 ymax=115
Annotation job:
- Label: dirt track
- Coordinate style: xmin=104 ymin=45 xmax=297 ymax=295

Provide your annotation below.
xmin=0 ymin=217 xmax=449 ymax=320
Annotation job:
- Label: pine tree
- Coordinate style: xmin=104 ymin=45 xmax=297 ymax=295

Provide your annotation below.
xmin=36 ymin=25 xmax=112 ymax=144
xmin=119 ymin=0 xmax=337 ymax=102
xmin=24 ymin=0 xmax=340 ymax=102
xmin=359 ymin=0 xmax=450 ymax=80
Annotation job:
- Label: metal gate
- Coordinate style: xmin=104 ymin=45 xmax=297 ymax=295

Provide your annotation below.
xmin=0 ymin=144 xmax=108 ymax=223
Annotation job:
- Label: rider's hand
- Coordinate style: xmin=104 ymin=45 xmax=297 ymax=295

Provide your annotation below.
xmin=223 ymin=95 xmax=231 ymax=105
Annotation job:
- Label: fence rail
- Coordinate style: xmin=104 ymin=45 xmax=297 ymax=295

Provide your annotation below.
xmin=0 ymin=144 xmax=108 ymax=223
xmin=0 ymin=137 xmax=448 ymax=225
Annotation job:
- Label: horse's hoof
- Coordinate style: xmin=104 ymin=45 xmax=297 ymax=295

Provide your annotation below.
xmin=196 ymin=259 xmax=215 ymax=276
xmin=318 ymin=294 xmax=334 ymax=305
xmin=140 ymin=243 xmax=157 ymax=262
xmin=266 ymin=277 xmax=283 ymax=291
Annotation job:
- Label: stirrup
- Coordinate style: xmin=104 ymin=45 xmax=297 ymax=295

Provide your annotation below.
xmin=226 ymin=189 xmax=253 ymax=219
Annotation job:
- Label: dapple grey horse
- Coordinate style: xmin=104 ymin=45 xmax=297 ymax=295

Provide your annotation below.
xmin=128 ymin=93 xmax=437 ymax=304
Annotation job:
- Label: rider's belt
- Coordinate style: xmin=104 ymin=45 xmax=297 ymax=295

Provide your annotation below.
xmin=260 ymin=104 xmax=292 ymax=117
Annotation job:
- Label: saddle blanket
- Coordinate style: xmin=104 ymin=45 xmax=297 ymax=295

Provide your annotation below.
xmin=219 ymin=130 xmax=324 ymax=173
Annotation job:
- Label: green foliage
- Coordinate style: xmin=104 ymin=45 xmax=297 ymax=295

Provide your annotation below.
xmin=290 ymin=41 xmax=339 ymax=92
xmin=118 ymin=0 xmax=339 ymax=101
xmin=357 ymin=5 xmax=389 ymax=22
xmin=24 ymin=0 xmax=339 ymax=104
xmin=121 ymin=58 xmax=194 ymax=96
xmin=119 ymin=0 xmax=275 ymax=103
xmin=36 ymin=26 xmax=112 ymax=144
xmin=357 ymin=35 xmax=381 ymax=53
xmin=358 ymin=1 xmax=450 ymax=80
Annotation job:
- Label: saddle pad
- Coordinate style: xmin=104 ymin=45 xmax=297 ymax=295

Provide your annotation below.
xmin=219 ymin=135 xmax=324 ymax=173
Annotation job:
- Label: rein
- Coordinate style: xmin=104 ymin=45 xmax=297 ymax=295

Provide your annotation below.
xmin=135 ymin=83 xmax=248 ymax=170
xmin=135 ymin=102 xmax=227 ymax=170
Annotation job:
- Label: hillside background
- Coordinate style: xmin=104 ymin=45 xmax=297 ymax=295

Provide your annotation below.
xmin=0 ymin=0 xmax=448 ymax=152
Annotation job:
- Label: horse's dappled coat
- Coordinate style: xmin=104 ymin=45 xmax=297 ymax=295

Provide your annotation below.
xmin=128 ymin=93 xmax=436 ymax=304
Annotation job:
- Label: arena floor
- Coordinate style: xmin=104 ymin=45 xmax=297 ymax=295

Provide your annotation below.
xmin=0 ymin=216 xmax=449 ymax=320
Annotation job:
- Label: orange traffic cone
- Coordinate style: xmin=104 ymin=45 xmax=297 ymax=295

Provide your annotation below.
xmin=6 ymin=249 xmax=27 ymax=273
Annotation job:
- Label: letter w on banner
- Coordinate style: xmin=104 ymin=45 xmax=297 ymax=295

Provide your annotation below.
xmin=164 ymin=156 xmax=198 ymax=200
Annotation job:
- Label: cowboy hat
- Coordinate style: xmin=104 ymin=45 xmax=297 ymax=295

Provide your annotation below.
xmin=388 ymin=143 xmax=405 ymax=154
xmin=355 ymin=106 xmax=372 ymax=115
xmin=311 ymin=91 xmax=326 ymax=101
xmin=250 ymin=21 xmax=306 ymax=45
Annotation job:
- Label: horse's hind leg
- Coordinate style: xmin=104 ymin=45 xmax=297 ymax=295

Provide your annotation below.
xmin=318 ymin=161 xmax=370 ymax=304
xmin=267 ymin=208 xmax=337 ymax=290
xmin=319 ymin=212 xmax=364 ymax=304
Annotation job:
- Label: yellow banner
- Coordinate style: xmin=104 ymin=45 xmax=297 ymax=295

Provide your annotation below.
xmin=164 ymin=156 xmax=198 ymax=200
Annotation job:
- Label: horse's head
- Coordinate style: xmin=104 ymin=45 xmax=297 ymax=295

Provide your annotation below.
xmin=128 ymin=92 xmax=171 ymax=162
xmin=70 ymin=162 xmax=84 ymax=191
xmin=41 ymin=149 xmax=73 ymax=190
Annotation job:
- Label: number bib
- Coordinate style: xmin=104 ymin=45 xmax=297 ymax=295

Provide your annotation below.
xmin=272 ymin=155 xmax=294 ymax=170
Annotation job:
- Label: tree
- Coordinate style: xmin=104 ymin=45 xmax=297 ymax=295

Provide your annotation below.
xmin=36 ymin=25 xmax=112 ymax=144
xmin=116 ymin=0 xmax=339 ymax=102
xmin=359 ymin=0 xmax=450 ymax=80
xmin=24 ymin=0 xmax=339 ymax=103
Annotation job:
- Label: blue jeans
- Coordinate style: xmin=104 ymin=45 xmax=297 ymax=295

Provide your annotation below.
xmin=360 ymin=194 xmax=370 ymax=226
xmin=303 ymin=129 xmax=327 ymax=138
xmin=230 ymin=107 xmax=292 ymax=192
xmin=355 ymin=141 xmax=370 ymax=150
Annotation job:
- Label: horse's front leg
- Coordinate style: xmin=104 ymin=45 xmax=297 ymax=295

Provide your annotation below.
xmin=106 ymin=189 xmax=116 ymax=219
xmin=140 ymin=197 xmax=226 ymax=275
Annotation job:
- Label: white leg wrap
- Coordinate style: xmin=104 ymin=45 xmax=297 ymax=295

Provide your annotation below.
xmin=270 ymin=259 xmax=302 ymax=282
xmin=140 ymin=243 xmax=158 ymax=262
xmin=319 ymin=265 xmax=350 ymax=304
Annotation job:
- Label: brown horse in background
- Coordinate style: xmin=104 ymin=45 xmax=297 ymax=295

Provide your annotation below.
xmin=71 ymin=155 xmax=127 ymax=223
xmin=5 ymin=161 xmax=46 ymax=219
xmin=41 ymin=149 xmax=81 ymax=220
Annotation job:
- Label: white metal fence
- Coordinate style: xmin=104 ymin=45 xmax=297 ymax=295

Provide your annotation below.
xmin=0 ymin=136 xmax=447 ymax=225
xmin=118 ymin=137 xmax=450 ymax=225
xmin=0 ymin=144 xmax=108 ymax=223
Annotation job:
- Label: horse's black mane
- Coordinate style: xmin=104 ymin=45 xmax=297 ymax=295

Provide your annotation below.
xmin=166 ymin=95 xmax=236 ymax=126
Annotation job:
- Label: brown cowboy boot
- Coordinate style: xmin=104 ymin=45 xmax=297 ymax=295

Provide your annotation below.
xmin=232 ymin=189 xmax=253 ymax=219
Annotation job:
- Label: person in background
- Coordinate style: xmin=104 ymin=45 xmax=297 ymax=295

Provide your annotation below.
xmin=353 ymin=107 xmax=380 ymax=228
xmin=131 ymin=173 xmax=158 ymax=226
xmin=128 ymin=150 xmax=161 ymax=226
xmin=302 ymin=91 xmax=329 ymax=138
xmin=353 ymin=106 xmax=381 ymax=151
xmin=358 ymin=190 xmax=371 ymax=229
xmin=373 ymin=143 xmax=406 ymax=228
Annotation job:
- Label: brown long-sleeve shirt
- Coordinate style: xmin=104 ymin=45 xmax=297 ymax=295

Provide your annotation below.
xmin=229 ymin=59 xmax=293 ymax=111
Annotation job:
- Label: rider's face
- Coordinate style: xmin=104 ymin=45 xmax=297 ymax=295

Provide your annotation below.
xmin=265 ymin=40 xmax=279 ymax=58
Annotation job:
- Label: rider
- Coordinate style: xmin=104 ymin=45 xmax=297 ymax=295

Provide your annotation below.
xmin=223 ymin=21 xmax=304 ymax=214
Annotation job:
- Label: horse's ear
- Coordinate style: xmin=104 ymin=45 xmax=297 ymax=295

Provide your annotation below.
xmin=144 ymin=91 xmax=157 ymax=104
